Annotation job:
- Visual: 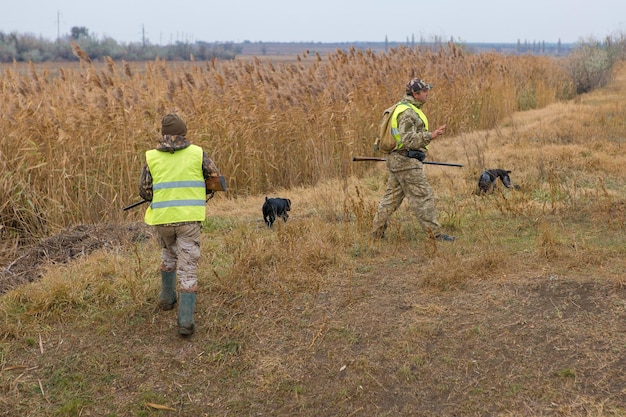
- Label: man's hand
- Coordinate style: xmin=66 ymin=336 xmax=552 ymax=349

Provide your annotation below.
xmin=431 ymin=124 xmax=446 ymax=139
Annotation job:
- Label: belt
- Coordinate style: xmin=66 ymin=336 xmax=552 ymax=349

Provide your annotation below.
xmin=394 ymin=148 xmax=426 ymax=162
xmin=158 ymin=221 xmax=202 ymax=227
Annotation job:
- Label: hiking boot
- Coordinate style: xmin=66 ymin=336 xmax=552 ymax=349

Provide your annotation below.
xmin=435 ymin=234 xmax=456 ymax=242
xmin=177 ymin=292 xmax=196 ymax=336
xmin=159 ymin=271 xmax=177 ymax=311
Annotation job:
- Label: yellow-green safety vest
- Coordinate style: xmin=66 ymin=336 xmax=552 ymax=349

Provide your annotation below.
xmin=390 ymin=101 xmax=429 ymax=150
xmin=144 ymin=144 xmax=206 ymax=225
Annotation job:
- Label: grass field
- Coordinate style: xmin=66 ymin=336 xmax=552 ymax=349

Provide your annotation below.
xmin=0 ymin=44 xmax=574 ymax=257
xmin=0 ymin=49 xmax=625 ymax=416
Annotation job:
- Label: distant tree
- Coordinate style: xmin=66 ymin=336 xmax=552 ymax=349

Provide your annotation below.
xmin=0 ymin=42 xmax=17 ymax=61
xmin=70 ymin=27 xmax=89 ymax=40
xmin=566 ymin=37 xmax=615 ymax=93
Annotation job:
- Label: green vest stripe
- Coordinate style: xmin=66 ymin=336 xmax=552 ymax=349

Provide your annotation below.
xmin=151 ymin=199 xmax=207 ymax=209
xmin=154 ymin=180 xmax=205 ymax=190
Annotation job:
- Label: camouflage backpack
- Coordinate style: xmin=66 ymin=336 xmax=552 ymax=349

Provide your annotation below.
xmin=373 ymin=103 xmax=400 ymax=154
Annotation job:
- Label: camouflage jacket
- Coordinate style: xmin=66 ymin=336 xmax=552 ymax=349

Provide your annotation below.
xmin=396 ymin=94 xmax=432 ymax=151
xmin=138 ymin=135 xmax=220 ymax=201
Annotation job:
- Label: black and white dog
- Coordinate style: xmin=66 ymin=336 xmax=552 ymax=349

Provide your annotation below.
xmin=477 ymin=169 xmax=517 ymax=194
xmin=262 ymin=197 xmax=291 ymax=227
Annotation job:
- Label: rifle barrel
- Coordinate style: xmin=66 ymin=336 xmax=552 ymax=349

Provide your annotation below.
xmin=123 ymin=200 xmax=149 ymax=211
xmin=352 ymin=156 xmax=386 ymax=162
xmin=423 ymin=161 xmax=463 ymax=167
xmin=352 ymin=156 xmax=463 ymax=167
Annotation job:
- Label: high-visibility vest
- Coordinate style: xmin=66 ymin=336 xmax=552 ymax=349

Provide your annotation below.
xmin=144 ymin=144 xmax=206 ymax=225
xmin=390 ymin=101 xmax=429 ymax=150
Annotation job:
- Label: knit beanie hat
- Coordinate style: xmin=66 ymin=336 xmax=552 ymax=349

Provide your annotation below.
xmin=161 ymin=114 xmax=187 ymax=136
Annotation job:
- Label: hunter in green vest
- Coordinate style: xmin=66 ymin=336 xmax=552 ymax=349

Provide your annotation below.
xmin=372 ymin=78 xmax=456 ymax=242
xmin=139 ymin=113 xmax=221 ymax=336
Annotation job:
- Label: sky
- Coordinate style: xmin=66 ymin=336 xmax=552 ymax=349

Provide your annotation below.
xmin=3 ymin=0 xmax=626 ymax=45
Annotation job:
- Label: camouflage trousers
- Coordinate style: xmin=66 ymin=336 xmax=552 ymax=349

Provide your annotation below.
xmin=155 ymin=222 xmax=201 ymax=293
xmin=372 ymin=166 xmax=441 ymax=238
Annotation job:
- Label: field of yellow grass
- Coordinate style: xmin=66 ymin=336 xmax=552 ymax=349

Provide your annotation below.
xmin=0 ymin=47 xmax=625 ymax=416
xmin=1 ymin=44 xmax=573 ymax=256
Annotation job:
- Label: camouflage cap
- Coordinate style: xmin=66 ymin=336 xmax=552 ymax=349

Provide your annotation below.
xmin=406 ymin=78 xmax=433 ymax=94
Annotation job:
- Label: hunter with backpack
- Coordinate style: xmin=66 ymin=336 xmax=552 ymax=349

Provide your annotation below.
xmin=372 ymin=78 xmax=456 ymax=242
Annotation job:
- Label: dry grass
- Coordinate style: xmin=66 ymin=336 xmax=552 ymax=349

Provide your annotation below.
xmin=0 ymin=54 xmax=625 ymax=416
xmin=1 ymin=45 xmax=573 ymax=258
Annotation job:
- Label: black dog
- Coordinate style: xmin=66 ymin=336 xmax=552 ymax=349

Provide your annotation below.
xmin=262 ymin=197 xmax=291 ymax=227
xmin=477 ymin=169 xmax=517 ymax=194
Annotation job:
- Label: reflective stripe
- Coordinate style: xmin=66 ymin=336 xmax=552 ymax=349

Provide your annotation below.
xmin=153 ymin=181 xmax=205 ymax=190
xmin=151 ymin=199 xmax=206 ymax=209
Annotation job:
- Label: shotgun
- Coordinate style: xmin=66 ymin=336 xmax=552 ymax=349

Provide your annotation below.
xmin=123 ymin=176 xmax=227 ymax=211
xmin=352 ymin=156 xmax=463 ymax=167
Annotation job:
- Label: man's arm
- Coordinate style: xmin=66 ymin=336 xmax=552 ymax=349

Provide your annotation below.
xmin=138 ymin=165 xmax=153 ymax=201
xmin=202 ymin=152 xmax=221 ymax=180
xmin=430 ymin=124 xmax=446 ymax=139
xmin=398 ymin=110 xmax=431 ymax=150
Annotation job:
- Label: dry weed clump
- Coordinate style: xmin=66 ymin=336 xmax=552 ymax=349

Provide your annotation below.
xmin=0 ymin=247 xmax=155 ymax=340
xmin=429 ymin=248 xmax=513 ymax=288
xmin=222 ymin=219 xmax=345 ymax=299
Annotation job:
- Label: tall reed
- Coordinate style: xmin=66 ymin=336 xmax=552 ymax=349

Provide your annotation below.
xmin=0 ymin=44 xmax=573 ymax=252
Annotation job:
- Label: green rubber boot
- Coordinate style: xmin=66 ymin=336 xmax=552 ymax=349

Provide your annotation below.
xmin=177 ymin=292 xmax=196 ymax=336
xmin=158 ymin=271 xmax=177 ymax=311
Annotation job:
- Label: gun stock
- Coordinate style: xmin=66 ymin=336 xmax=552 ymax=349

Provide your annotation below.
xmin=352 ymin=156 xmax=463 ymax=167
xmin=206 ymin=175 xmax=227 ymax=192
xmin=123 ymin=176 xmax=228 ymax=211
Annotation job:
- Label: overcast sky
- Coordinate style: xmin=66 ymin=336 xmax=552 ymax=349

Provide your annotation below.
xmin=3 ymin=0 xmax=625 ymax=45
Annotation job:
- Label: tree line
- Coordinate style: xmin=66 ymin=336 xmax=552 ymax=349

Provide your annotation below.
xmin=2 ymin=26 xmax=626 ymax=95
xmin=0 ymin=27 xmax=242 ymax=62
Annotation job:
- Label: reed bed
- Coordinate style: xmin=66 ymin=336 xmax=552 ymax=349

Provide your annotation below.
xmin=1 ymin=44 xmax=573 ymax=252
